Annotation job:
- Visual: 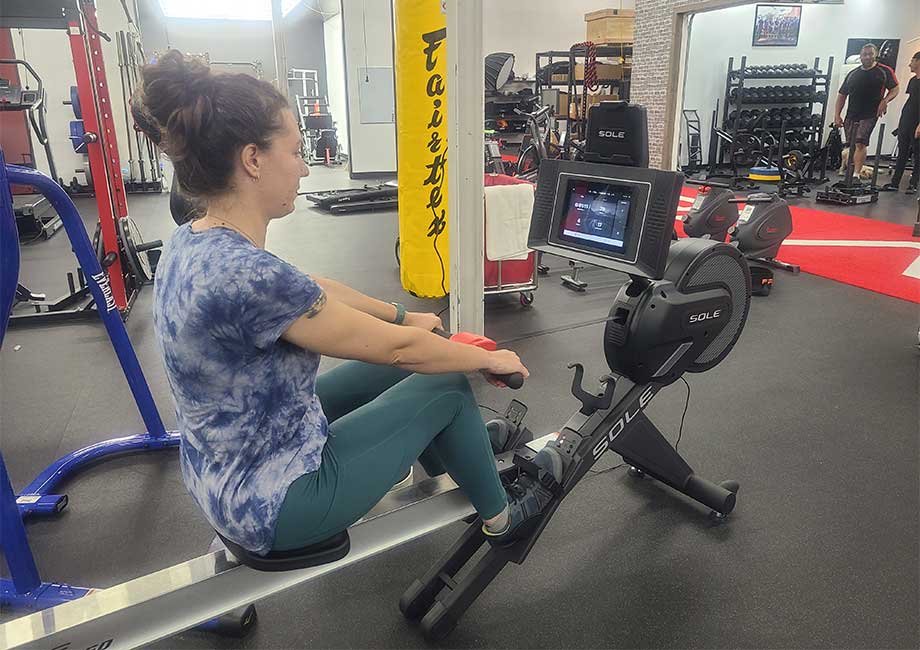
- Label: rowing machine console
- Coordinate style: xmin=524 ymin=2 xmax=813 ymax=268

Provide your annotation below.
xmin=529 ymin=160 xmax=751 ymax=383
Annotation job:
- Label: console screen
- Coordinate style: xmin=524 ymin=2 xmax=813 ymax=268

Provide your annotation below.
xmin=557 ymin=180 xmax=633 ymax=254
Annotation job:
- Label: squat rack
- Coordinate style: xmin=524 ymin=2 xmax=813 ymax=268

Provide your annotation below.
xmin=1 ymin=0 xmax=135 ymax=314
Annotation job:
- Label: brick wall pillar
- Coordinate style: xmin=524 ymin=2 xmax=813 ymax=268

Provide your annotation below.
xmin=631 ymin=0 xmax=755 ymax=168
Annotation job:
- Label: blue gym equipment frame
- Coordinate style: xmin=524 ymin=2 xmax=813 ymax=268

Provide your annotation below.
xmin=0 ymin=153 xmax=180 ymax=612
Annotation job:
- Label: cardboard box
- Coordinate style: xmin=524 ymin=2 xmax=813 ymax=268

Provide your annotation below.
xmin=585 ymin=8 xmax=635 ymax=44
xmin=574 ymin=62 xmax=624 ymax=81
xmin=586 ymin=92 xmax=620 ymax=112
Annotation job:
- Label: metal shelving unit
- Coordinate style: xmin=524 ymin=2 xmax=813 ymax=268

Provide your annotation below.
xmin=719 ymin=55 xmax=834 ymax=182
xmin=534 ymin=44 xmax=632 ymax=153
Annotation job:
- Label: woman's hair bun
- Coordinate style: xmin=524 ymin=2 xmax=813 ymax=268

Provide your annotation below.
xmin=131 ymin=50 xmax=218 ymax=159
xmin=130 ymin=49 xmax=289 ymax=198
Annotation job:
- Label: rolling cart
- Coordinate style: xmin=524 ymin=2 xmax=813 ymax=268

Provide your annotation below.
xmin=483 ymin=173 xmax=538 ymax=306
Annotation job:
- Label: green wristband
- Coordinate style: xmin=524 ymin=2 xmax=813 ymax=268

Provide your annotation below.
xmin=391 ymin=302 xmax=406 ymax=325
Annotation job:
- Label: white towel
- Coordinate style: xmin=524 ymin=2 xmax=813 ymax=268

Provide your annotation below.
xmin=484 ymin=184 xmax=534 ymax=261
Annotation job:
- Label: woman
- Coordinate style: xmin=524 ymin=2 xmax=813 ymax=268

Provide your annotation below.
xmin=133 ymin=51 xmax=563 ymax=557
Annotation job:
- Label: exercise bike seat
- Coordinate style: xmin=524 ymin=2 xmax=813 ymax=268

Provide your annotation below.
xmin=215 ymin=530 xmax=350 ymax=572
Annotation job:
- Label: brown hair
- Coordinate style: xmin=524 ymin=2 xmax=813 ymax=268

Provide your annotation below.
xmin=131 ymin=50 xmax=289 ymax=198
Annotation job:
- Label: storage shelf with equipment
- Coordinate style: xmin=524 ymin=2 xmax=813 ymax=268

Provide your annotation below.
xmin=716 ymin=55 xmax=834 ymax=184
xmin=534 ymin=43 xmax=632 ymax=153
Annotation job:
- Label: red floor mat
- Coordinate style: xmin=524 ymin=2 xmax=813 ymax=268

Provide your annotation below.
xmin=677 ymin=190 xmax=920 ymax=303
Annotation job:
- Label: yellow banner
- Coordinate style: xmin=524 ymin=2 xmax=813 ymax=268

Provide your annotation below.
xmin=394 ymin=0 xmax=448 ymax=298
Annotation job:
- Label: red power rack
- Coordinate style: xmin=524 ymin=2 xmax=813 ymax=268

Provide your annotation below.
xmin=68 ymin=0 xmax=131 ymax=310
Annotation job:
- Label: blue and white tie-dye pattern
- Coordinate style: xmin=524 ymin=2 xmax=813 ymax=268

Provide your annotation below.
xmin=152 ymin=223 xmax=328 ymax=555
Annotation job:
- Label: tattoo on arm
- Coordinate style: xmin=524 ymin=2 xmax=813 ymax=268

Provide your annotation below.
xmin=305 ymin=292 xmax=327 ymax=319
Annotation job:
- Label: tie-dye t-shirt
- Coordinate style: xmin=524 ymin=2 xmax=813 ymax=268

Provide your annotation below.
xmin=153 ymin=223 xmax=328 ymax=555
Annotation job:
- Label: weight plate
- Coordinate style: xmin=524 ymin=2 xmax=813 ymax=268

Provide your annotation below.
xmin=118 ymin=217 xmax=153 ymax=283
xmin=70 ymin=86 xmax=82 ymax=119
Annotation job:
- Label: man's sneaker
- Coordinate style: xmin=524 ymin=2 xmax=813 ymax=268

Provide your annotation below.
xmin=906 ymin=186 xmax=917 ymax=195
xmin=483 ymin=472 xmax=555 ymax=545
xmin=880 ymin=183 xmax=899 ymax=192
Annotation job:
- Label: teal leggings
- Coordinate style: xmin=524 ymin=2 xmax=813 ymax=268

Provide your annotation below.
xmin=271 ymin=362 xmax=508 ymax=551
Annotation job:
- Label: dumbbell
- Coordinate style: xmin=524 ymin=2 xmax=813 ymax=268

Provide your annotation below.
xmin=740 ymin=110 xmax=753 ymax=128
xmin=814 ymin=90 xmax=826 ymax=102
xmin=730 ymin=87 xmax=738 ymax=101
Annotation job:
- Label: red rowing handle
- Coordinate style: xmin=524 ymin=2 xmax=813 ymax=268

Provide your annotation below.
xmin=435 ymin=329 xmax=524 ymax=389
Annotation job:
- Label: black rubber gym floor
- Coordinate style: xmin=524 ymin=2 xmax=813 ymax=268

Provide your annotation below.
xmin=1 ymin=166 xmax=918 ymax=648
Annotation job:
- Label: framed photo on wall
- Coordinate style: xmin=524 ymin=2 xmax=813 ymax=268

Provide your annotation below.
xmin=752 ymin=4 xmax=802 ymax=47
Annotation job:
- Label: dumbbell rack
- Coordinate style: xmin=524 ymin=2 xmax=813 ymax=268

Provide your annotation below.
xmin=719 ymin=56 xmax=834 ymax=186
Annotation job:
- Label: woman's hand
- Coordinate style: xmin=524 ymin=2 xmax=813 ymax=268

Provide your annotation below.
xmin=482 ymin=350 xmax=529 ymax=387
xmin=403 ymin=311 xmax=443 ymax=331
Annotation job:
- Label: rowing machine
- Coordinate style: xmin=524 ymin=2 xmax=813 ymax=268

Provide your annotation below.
xmin=2 ymin=160 xmax=752 ymax=648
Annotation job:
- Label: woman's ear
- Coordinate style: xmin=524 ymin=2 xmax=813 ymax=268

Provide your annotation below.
xmin=239 ymin=143 xmax=261 ymax=180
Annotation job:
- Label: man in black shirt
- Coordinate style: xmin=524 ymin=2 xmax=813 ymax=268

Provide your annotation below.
xmin=882 ymin=51 xmax=920 ymax=194
xmin=834 ymin=43 xmax=900 ymax=177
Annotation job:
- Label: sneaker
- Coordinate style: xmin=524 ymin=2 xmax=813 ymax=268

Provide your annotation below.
xmin=907 ymin=186 xmax=918 ymax=195
xmin=483 ymin=472 xmax=555 ymax=545
xmin=880 ymin=183 xmax=899 ymax=192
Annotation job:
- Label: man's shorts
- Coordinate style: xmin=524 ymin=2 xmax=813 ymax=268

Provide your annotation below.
xmin=844 ymin=116 xmax=879 ymax=146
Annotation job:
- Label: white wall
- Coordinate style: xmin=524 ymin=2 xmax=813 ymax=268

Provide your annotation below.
xmin=13 ymin=0 xmax=137 ymax=186
xmin=681 ymin=0 xmax=920 ymax=165
xmin=482 ymin=0 xmax=635 ymax=79
xmin=323 ymin=13 xmax=350 ymax=155
xmin=342 ymin=0 xmax=396 ymax=175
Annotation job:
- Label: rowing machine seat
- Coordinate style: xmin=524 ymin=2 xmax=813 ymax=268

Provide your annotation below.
xmin=216 ymin=530 xmax=350 ymax=572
